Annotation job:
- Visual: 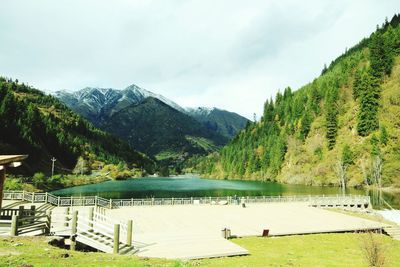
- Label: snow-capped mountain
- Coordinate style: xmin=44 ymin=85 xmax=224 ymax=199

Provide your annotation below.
xmin=54 ymin=83 xmax=249 ymax=162
xmin=186 ymin=107 xmax=249 ymax=139
xmin=123 ymin=84 xmax=185 ymax=113
xmin=185 ymin=107 xmax=215 ymax=117
xmin=54 ymin=84 xmax=185 ymax=123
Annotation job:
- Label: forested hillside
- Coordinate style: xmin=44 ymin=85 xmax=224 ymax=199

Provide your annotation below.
xmin=0 ymin=78 xmax=154 ymax=174
xmin=100 ymin=97 xmax=228 ymax=164
xmin=186 ymin=107 xmax=249 ymax=139
xmin=56 ymin=86 xmax=247 ymax=165
xmin=187 ymin=15 xmax=400 ymax=188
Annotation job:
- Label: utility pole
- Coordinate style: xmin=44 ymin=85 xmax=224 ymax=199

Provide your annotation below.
xmin=51 ymin=157 xmax=57 ymax=178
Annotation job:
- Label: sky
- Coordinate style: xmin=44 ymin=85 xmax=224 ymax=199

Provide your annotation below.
xmin=0 ymin=1 xmax=399 ymax=119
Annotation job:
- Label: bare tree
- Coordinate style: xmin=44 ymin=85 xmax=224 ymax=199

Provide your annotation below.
xmin=334 ymin=159 xmax=348 ymax=195
xmin=360 ymin=231 xmax=387 ymax=267
xmin=360 ymin=158 xmax=371 ymax=186
xmin=372 ymin=155 xmax=383 ymax=189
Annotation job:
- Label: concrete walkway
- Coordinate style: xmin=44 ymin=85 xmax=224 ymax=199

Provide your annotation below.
xmin=107 ymin=202 xmax=385 ymax=259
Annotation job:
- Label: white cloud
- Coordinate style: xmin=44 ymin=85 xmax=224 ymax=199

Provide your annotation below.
xmin=0 ymin=0 xmax=399 ymax=119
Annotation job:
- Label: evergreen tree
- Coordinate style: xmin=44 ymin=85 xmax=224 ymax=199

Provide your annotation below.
xmin=370 ymin=134 xmax=380 ymax=156
xmin=321 ymin=63 xmax=328 ymax=75
xmin=352 ymin=69 xmax=363 ymax=100
xmin=341 ymin=145 xmax=354 ymax=166
xmin=325 ymin=88 xmax=338 ymax=150
xmin=369 ymin=31 xmax=394 ymax=80
xmin=380 ymin=125 xmax=388 ymax=145
xmin=299 ymin=112 xmax=312 ymax=140
xmin=357 ymin=71 xmax=380 ymax=136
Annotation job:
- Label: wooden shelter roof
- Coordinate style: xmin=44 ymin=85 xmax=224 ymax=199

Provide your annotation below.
xmin=0 ymin=155 xmax=28 ymax=165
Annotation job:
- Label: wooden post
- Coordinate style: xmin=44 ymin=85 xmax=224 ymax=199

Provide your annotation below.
xmin=127 ymin=220 xmax=133 ymax=246
xmin=95 ymin=196 xmax=98 ymax=207
xmin=11 ymin=215 xmax=18 ymax=236
xmin=113 ymin=224 xmax=120 ymax=254
xmin=46 ymin=210 xmax=52 ymax=234
xmin=88 ymin=207 xmax=94 ymax=230
xmin=32 ymin=192 xmax=35 ymax=203
xmin=70 ymin=210 xmax=78 ymax=251
xmin=64 ymin=207 xmax=70 ymax=227
xmin=18 ymin=205 xmax=24 ymax=218
xmin=45 ymin=192 xmax=48 ymax=203
xmin=109 ymin=199 xmax=112 ymax=209
xmin=0 ymin=168 xmax=5 ymax=209
xmin=30 ymin=205 xmax=36 ymax=223
xmin=57 ymin=196 xmax=60 ymax=207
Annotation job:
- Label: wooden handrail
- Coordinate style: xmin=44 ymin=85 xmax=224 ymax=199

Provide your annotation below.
xmin=2 ymin=190 xmax=371 ymax=209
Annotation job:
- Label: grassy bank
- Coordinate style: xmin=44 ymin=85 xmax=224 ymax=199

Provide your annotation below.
xmin=1 ymin=233 xmax=399 ymax=267
xmin=201 ymin=234 xmax=400 ymax=267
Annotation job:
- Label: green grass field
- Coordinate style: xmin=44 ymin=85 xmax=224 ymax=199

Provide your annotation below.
xmin=1 ymin=233 xmax=399 ymax=267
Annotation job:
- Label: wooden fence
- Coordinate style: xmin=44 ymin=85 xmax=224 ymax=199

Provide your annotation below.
xmin=0 ymin=205 xmax=50 ymax=236
xmin=51 ymin=207 xmax=134 ymax=254
xmin=2 ymin=190 xmax=371 ymax=209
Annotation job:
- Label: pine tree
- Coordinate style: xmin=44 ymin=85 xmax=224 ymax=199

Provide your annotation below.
xmin=370 ymin=134 xmax=380 ymax=156
xmin=380 ymin=125 xmax=388 ymax=145
xmin=357 ymin=72 xmax=380 ymax=136
xmin=369 ymin=31 xmax=394 ymax=80
xmin=341 ymin=145 xmax=354 ymax=166
xmin=299 ymin=112 xmax=312 ymax=140
xmin=352 ymin=69 xmax=364 ymax=100
xmin=325 ymin=88 xmax=338 ymax=150
xmin=321 ymin=63 xmax=328 ymax=75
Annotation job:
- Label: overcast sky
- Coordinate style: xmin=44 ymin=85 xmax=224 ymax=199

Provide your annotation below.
xmin=0 ymin=1 xmax=399 ymax=119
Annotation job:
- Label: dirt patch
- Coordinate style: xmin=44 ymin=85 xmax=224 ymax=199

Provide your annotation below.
xmin=0 ymin=249 xmax=22 ymax=256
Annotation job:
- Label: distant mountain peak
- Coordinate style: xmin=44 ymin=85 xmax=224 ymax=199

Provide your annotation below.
xmin=54 ymin=84 xmax=186 ymax=120
xmin=185 ymin=106 xmax=215 ymax=116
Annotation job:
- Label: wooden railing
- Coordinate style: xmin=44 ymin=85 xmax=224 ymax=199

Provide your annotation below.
xmin=58 ymin=208 xmax=133 ymax=254
xmin=0 ymin=206 xmax=51 ymax=236
xmin=2 ymin=190 xmax=371 ymax=209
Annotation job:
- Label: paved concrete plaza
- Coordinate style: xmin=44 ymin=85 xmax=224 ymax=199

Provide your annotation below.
xmin=107 ymin=202 xmax=386 ymax=259
xmin=2 ymin=200 xmax=387 ymax=259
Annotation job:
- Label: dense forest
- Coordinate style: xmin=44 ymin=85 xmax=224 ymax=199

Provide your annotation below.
xmin=0 ymin=78 xmax=155 ymax=175
xmin=186 ymin=15 xmax=400 ymax=188
xmin=100 ymin=97 xmax=228 ymax=165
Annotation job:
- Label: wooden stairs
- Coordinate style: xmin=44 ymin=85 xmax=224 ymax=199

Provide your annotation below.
xmin=383 ymin=225 xmax=400 ymax=241
xmin=76 ymin=231 xmax=138 ymax=254
xmin=51 ymin=207 xmax=138 ymax=255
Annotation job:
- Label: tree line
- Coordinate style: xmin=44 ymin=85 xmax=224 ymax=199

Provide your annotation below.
xmin=185 ymin=14 xmax=400 ymax=185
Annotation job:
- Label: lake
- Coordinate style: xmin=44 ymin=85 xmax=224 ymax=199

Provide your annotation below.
xmin=51 ymin=176 xmax=400 ymax=208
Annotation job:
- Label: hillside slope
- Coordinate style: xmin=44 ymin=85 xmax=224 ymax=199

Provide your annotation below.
xmin=55 ymin=84 xmax=186 ymax=125
xmin=100 ymin=97 xmax=228 ymax=163
xmin=0 ymin=78 xmax=154 ymax=174
xmin=186 ymin=107 xmax=249 ymax=139
xmin=188 ymin=15 xmax=400 ymax=188
xmin=55 ymin=86 xmax=247 ymax=163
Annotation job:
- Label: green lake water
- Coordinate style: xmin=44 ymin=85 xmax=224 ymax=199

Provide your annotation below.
xmin=50 ymin=175 xmax=398 ymax=208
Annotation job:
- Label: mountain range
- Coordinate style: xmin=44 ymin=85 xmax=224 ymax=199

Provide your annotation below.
xmin=0 ymin=78 xmax=154 ymax=174
xmin=55 ymin=85 xmax=249 ymax=163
